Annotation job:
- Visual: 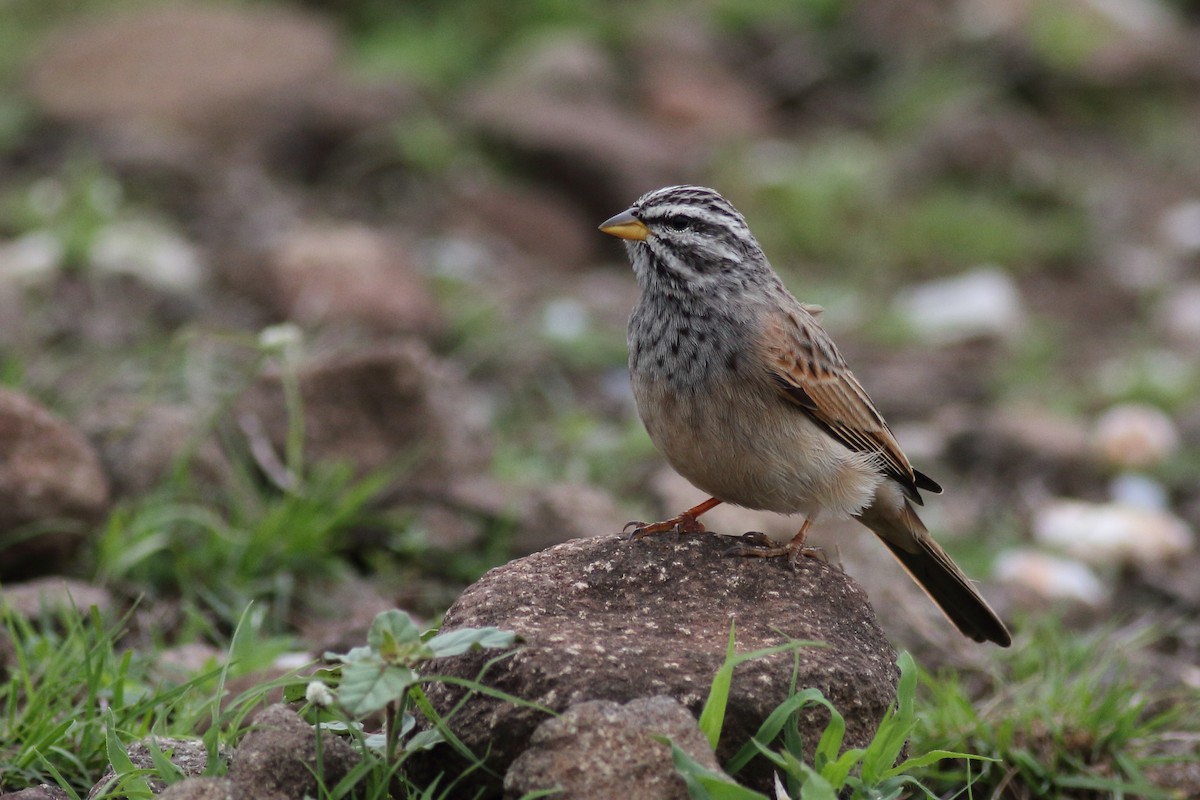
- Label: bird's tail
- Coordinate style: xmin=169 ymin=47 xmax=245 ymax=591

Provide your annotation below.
xmin=856 ymin=499 xmax=1011 ymax=646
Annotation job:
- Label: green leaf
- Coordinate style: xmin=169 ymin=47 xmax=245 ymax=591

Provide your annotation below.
xmin=426 ymin=626 xmax=517 ymax=658
xmin=725 ymin=688 xmax=828 ymax=775
xmin=699 ymin=621 xmax=738 ymax=750
xmin=337 ymin=660 xmax=418 ymax=717
xmin=367 ymin=610 xmax=423 ymax=659
xmin=667 ymin=739 xmax=769 ymax=800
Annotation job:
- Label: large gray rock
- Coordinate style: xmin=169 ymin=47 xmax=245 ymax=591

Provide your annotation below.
xmin=504 ymin=696 xmax=727 ymax=800
xmin=415 ymin=533 xmax=899 ymax=796
xmin=227 ymin=704 xmax=358 ymax=799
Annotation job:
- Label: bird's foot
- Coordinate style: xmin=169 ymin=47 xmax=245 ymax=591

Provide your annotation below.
xmin=723 ymin=530 xmax=825 ymax=570
xmin=623 ymin=512 xmax=707 ymax=540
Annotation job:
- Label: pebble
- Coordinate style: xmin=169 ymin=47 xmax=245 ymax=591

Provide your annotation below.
xmin=1158 ymin=199 xmax=1200 ymax=255
xmin=993 ymin=549 xmax=1107 ymax=606
xmin=894 ymin=265 xmax=1023 ymax=343
xmin=1092 ymin=402 xmax=1179 ymax=468
xmin=1031 ymin=498 xmax=1193 ymax=567
xmin=1157 ymin=282 xmax=1200 ymax=344
xmin=90 ymin=219 xmax=204 ymax=292
xmin=0 ymin=231 xmax=65 ymax=286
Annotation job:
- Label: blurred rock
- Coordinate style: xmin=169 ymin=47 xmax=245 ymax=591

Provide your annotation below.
xmin=504 ymin=696 xmax=726 ymax=800
xmin=0 ymin=388 xmax=110 ymax=580
xmin=1092 ymin=402 xmax=1179 ymax=469
xmin=512 ymin=482 xmax=626 ymax=554
xmin=894 ymin=265 xmax=1024 ymax=344
xmin=1157 ymin=282 xmax=1200 ymax=345
xmin=29 ymin=4 xmax=338 ymax=139
xmin=227 ymin=705 xmax=358 ymax=798
xmin=1158 ymin=199 xmax=1200 ymax=255
xmin=462 ymin=34 xmax=699 ymax=215
xmin=236 ymin=342 xmax=491 ymax=486
xmin=631 ymin=17 xmax=772 ymax=140
xmin=80 ymin=400 xmax=232 ymax=499
xmin=88 ymin=738 xmax=215 ymax=799
xmin=1032 ymin=499 xmax=1194 ymax=567
xmin=993 ymin=549 xmax=1107 ymax=606
xmin=250 ymin=224 xmax=443 ymax=337
xmin=154 ymin=643 xmax=226 ymax=680
xmin=0 ymin=578 xmax=114 ymax=618
xmin=90 ymin=220 xmax=205 ymax=294
xmin=0 ymin=232 xmax=65 ymax=287
xmin=448 ymin=181 xmax=597 ymax=268
xmin=1109 ymin=472 xmax=1169 ymax=510
xmin=415 ymin=534 xmax=898 ymax=796
xmin=960 ymin=0 xmax=1186 ymax=83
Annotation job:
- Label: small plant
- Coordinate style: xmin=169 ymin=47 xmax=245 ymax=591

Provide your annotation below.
xmin=671 ymin=631 xmax=988 ymax=799
xmin=296 ymin=609 xmax=539 ymax=797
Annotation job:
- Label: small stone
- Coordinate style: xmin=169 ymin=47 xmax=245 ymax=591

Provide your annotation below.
xmin=0 ymin=787 xmax=72 ymax=800
xmin=1157 ymin=283 xmax=1200 ymax=345
xmin=89 ymin=220 xmax=204 ymax=293
xmin=1159 ymin=200 xmax=1200 ymax=255
xmin=1093 ymin=402 xmax=1179 ymax=469
xmin=156 ymin=778 xmax=239 ymax=800
xmin=1032 ymin=499 xmax=1194 ymax=567
xmin=227 ymin=704 xmax=358 ymax=799
xmin=254 ymin=224 xmax=443 ymax=337
xmin=0 ymin=388 xmax=110 ymax=579
xmin=993 ymin=549 xmax=1107 ymax=606
xmin=88 ymin=738 xmax=216 ymax=799
xmin=0 ymin=578 xmax=114 ymax=618
xmin=1109 ymin=472 xmax=1169 ymax=510
xmin=894 ymin=265 xmax=1024 ymax=344
xmin=0 ymin=232 xmax=65 ymax=287
xmin=504 ymin=696 xmax=727 ymax=800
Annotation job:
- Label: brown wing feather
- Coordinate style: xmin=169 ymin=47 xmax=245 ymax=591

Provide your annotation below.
xmin=759 ymin=308 xmax=934 ymax=503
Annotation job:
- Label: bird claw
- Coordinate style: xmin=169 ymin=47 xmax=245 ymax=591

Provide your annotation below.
xmin=623 ymin=513 xmax=707 ymax=541
xmin=723 ymin=531 xmax=825 ymax=569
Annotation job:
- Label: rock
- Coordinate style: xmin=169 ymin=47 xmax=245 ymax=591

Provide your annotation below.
xmin=512 ymin=482 xmax=626 ymax=555
xmin=89 ymin=220 xmax=205 ymax=294
xmin=1157 ymin=282 xmax=1200 ymax=345
xmin=462 ymin=34 xmax=698 ymax=214
xmin=0 ymin=231 xmax=65 ymax=287
xmin=0 ymin=388 xmax=110 ymax=579
xmin=29 ymin=4 xmax=338 ymax=138
xmin=0 ymin=578 xmax=114 ymax=618
xmin=80 ymin=400 xmax=232 ymax=499
xmin=1158 ymin=199 xmax=1200 ymax=255
xmin=894 ymin=265 xmax=1024 ymax=344
xmin=0 ymin=788 xmax=71 ymax=800
xmin=236 ymin=342 xmax=491 ymax=485
xmin=993 ymin=549 xmax=1108 ymax=606
xmin=250 ymin=224 xmax=443 ymax=337
xmin=630 ymin=18 xmax=772 ymax=140
xmin=88 ymin=738 xmax=215 ymax=799
xmin=414 ymin=534 xmax=899 ymax=796
xmin=227 ymin=704 xmax=358 ymax=799
xmin=1092 ymin=402 xmax=1180 ymax=469
xmin=448 ymin=181 xmax=598 ymax=269
xmin=156 ymin=778 xmax=239 ymax=800
xmin=1032 ymin=499 xmax=1194 ymax=567
xmin=504 ymin=696 xmax=728 ymax=800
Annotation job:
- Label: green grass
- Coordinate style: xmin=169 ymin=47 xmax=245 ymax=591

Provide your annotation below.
xmin=912 ymin=618 xmax=1200 ymax=799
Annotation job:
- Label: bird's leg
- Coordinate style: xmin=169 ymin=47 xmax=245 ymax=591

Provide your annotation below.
xmin=723 ymin=518 xmax=825 ymax=568
xmin=624 ymin=497 xmax=722 ymax=540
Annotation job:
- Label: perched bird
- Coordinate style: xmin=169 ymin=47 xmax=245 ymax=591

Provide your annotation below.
xmin=599 ymin=185 xmax=1011 ymax=646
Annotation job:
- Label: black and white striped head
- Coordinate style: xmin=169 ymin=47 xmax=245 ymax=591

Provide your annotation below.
xmin=599 ymin=185 xmax=771 ymax=296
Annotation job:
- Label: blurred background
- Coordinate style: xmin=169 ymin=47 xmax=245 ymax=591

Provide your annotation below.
xmin=1 ymin=0 xmax=1200 ymax=792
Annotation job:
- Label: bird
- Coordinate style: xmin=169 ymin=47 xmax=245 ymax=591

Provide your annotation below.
xmin=599 ymin=184 xmax=1011 ymax=647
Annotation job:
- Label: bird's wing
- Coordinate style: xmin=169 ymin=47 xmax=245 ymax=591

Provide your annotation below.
xmin=757 ymin=307 xmax=940 ymax=502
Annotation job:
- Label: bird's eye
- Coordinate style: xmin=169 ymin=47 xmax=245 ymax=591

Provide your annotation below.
xmin=661 ymin=215 xmax=691 ymax=232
